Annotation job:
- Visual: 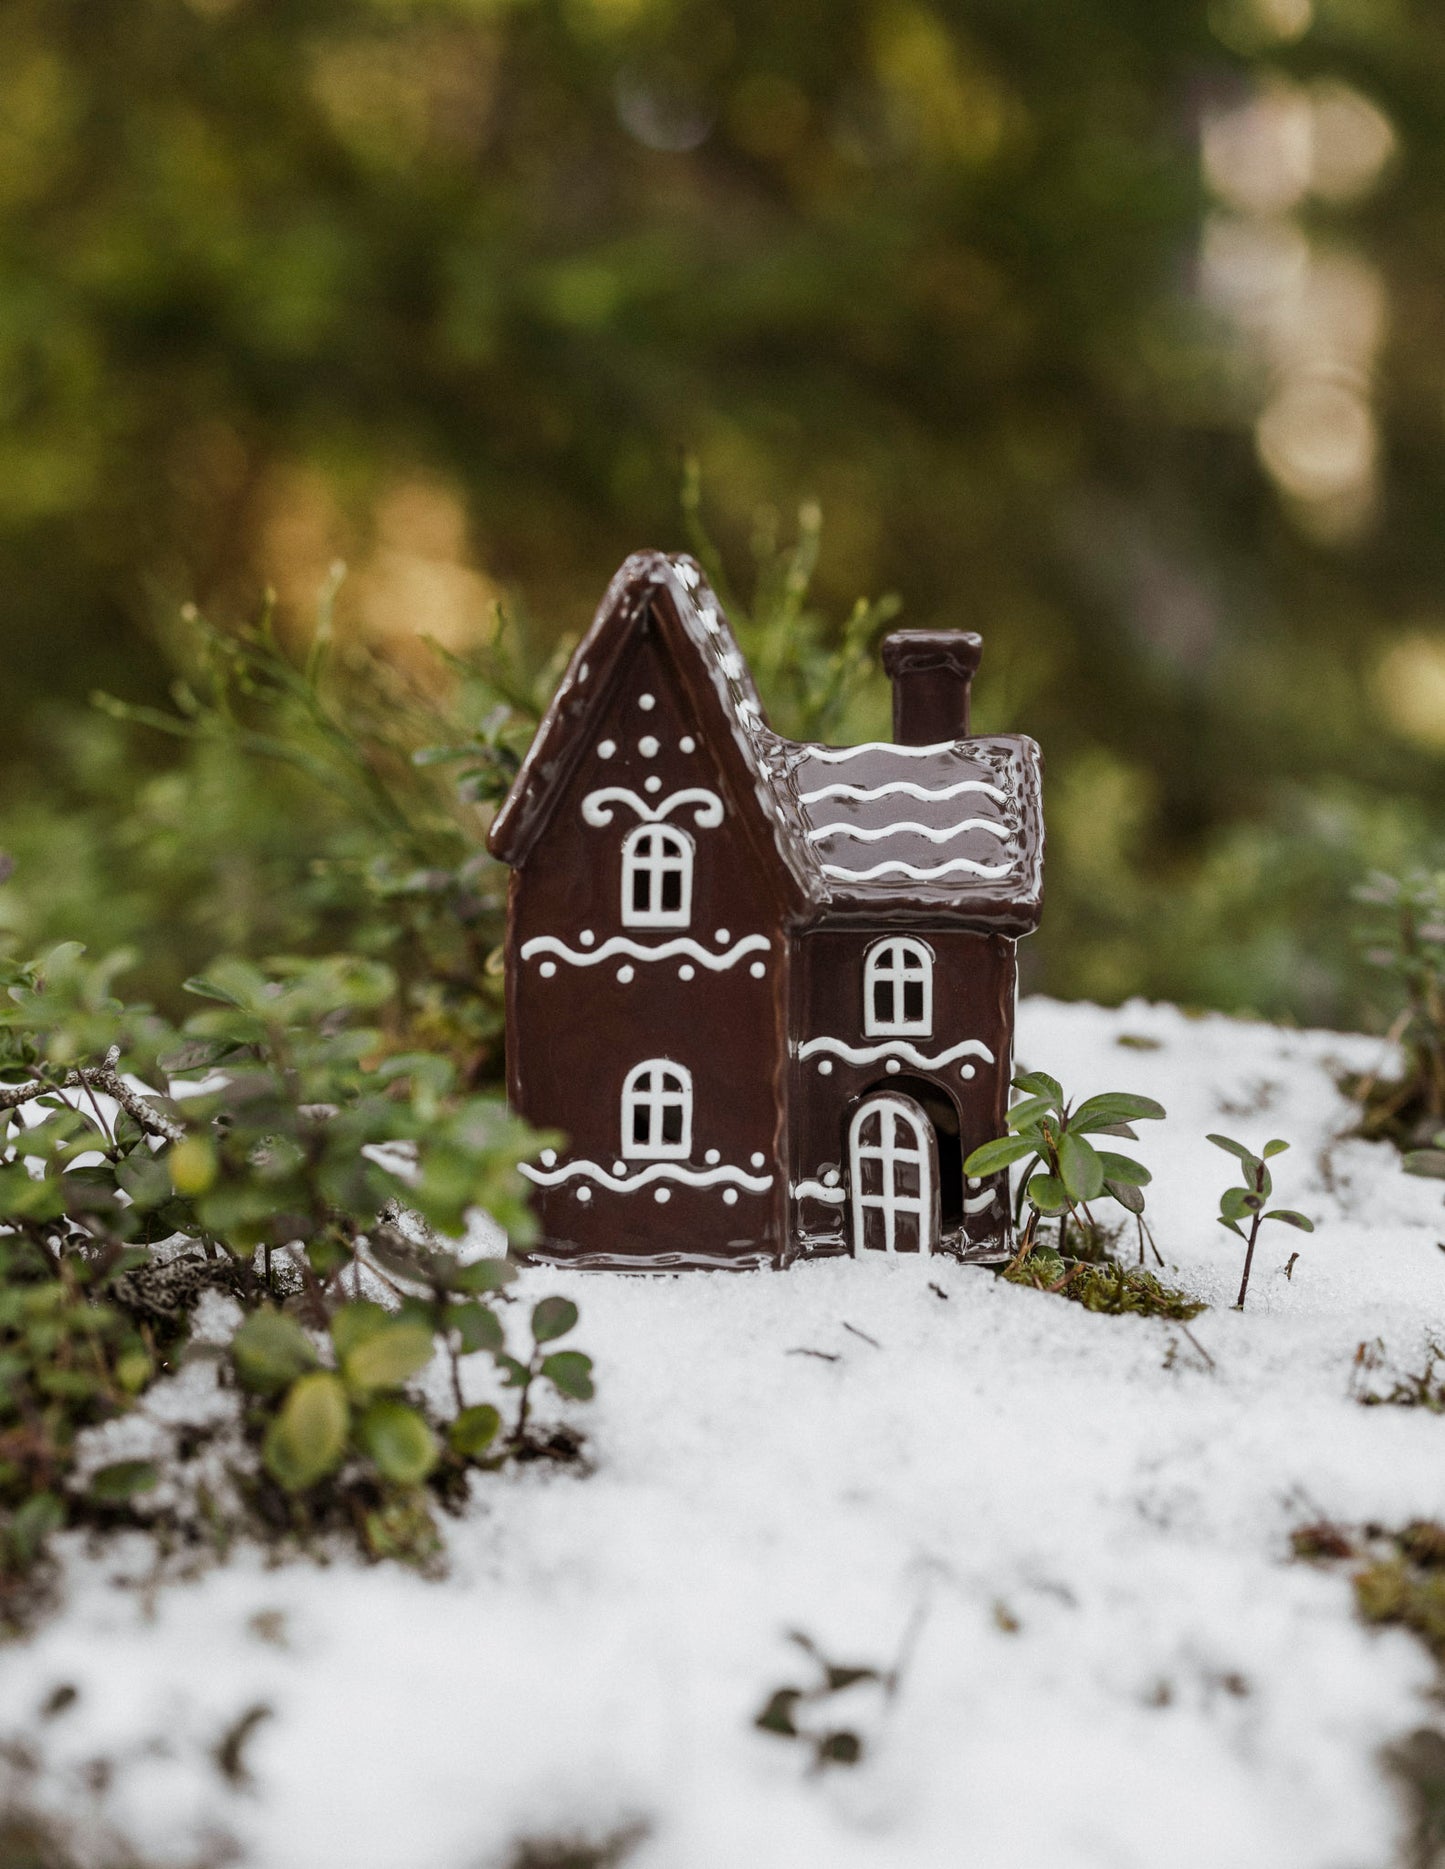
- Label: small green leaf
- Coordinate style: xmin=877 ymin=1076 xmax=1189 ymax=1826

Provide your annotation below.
xmin=8 ymin=1493 xmax=64 ymax=1565
xmin=450 ymin=1258 xmax=518 ymax=1294
xmin=756 ymin=1688 xmax=801 ymax=1736
xmin=449 ymin=1403 xmax=502 ymax=1458
xmin=1217 ymin=1215 xmax=1246 ymax=1239
xmin=1058 ymin=1132 xmax=1104 ymax=1203
xmin=1404 ymin=1150 xmax=1445 ymax=1180
xmin=1104 ymin=1178 xmax=1145 ymax=1214
xmin=1207 ymin=1134 xmax=1260 ymax=1169
xmin=496 ymin=1353 xmax=530 ymax=1387
xmin=531 ymin=1297 xmax=578 ymax=1344
xmin=1262 ymin=1139 xmax=1290 ymax=1158
xmin=231 ymin=1309 xmax=319 ymax=1395
xmin=87 ymin=1460 xmax=159 ymax=1503
xmin=962 ymin=1134 xmax=1038 ymax=1178
xmin=330 ymin=1302 xmax=393 ymax=1362
xmin=1024 ymin=1172 xmax=1067 ymax=1215
xmin=1219 ymin=1186 xmax=1256 ymax=1223
xmin=1264 ymin=1209 xmax=1314 ymax=1231
xmin=1004 ymin=1095 xmax=1055 ymax=1132
xmin=541 ymin=1350 xmax=594 ymax=1400
xmin=1070 ymin=1093 xmax=1166 ymax=1131
xmin=263 ymin=1372 xmax=349 ymax=1492
xmin=341 ymin=1321 xmax=436 ymax=1394
xmin=356 ymin=1398 xmax=439 ymax=1485
xmin=1095 ymin=1151 xmax=1151 ymax=1187
xmin=1012 ymin=1071 xmax=1063 ymax=1106
xmin=450 ymin=1303 xmax=504 ymax=1356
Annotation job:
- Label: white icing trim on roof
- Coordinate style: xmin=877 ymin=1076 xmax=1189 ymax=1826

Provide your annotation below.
xmin=798 ymin=777 xmax=1010 ymax=806
xmin=806 ymin=817 xmax=1012 ymax=845
xmin=821 ymin=856 xmax=1014 ymax=882
xmin=520 ymin=1158 xmax=772 ymax=1193
xmin=798 ymin=1036 xmax=995 ymax=1069
xmin=582 ymin=787 xmax=724 ymax=828
xmin=805 ymin=740 xmax=966 ymax=762
xmin=521 ymin=934 xmax=769 ymax=971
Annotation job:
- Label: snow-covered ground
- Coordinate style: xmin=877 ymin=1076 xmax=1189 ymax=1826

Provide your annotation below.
xmin=6 ymin=997 xmax=1445 ymax=1869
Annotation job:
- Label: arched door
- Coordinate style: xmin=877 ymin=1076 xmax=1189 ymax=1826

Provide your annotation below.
xmin=848 ymin=1093 xmax=940 ymax=1256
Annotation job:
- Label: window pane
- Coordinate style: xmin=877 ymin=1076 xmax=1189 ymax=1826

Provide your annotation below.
xmin=661 ymin=1103 xmax=682 ymax=1144
xmin=661 ymin=869 xmax=681 ymax=911
xmin=903 ymin=981 xmax=923 ymax=1021
xmin=873 ymin=981 xmax=892 ymax=1024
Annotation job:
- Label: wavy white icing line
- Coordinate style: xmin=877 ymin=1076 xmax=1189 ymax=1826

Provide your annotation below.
xmin=520 ymin=1159 xmax=772 ymax=1193
xmin=805 ymin=740 xmax=969 ymax=762
xmin=963 ymin=1188 xmax=998 ymax=1214
xmin=821 ymin=857 xmax=1014 ymax=882
xmin=793 ymin=1179 xmax=846 ymax=1204
xmin=521 ymin=934 xmax=769 ymax=970
xmin=582 ymin=787 xmax=723 ymax=828
xmin=798 ymin=1037 xmax=995 ymax=1068
xmin=806 ymin=818 xmax=1011 ymax=845
xmin=798 ymin=778 xmax=1010 ymax=806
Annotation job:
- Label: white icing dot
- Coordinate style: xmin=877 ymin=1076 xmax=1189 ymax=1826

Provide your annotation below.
xmin=654 ymin=1187 xmax=671 ymax=1204
xmin=680 ymin=735 xmax=696 ymax=753
xmin=750 ymin=1151 xmax=765 ymax=1169
xmin=967 ymin=1176 xmax=981 ymax=1189
xmin=576 ymin=1186 xmax=592 ymax=1203
xmin=679 ymin=964 xmax=695 ymax=980
xmin=639 ymin=693 xmax=656 ymax=710
xmin=823 ymin=1169 xmax=840 ymax=1188
xmin=598 ymin=740 xmax=616 ymax=759
xmin=714 ymin=929 xmax=730 ymax=944
xmin=539 ymin=961 xmax=557 ymax=978
xmin=749 ymin=961 xmax=766 ymax=979
xmin=886 ymin=1058 xmax=901 ymax=1074
xmin=639 ymin=735 xmax=659 ymax=757
xmin=540 ymin=1148 xmax=557 ymax=1167
xmin=960 ymin=1063 xmax=976 ymax=1080
xmin=613 ymin=1161 xmax=628 ymax=1176
xmin=617 ymin=964 xmax=635 ymax=983
xmin=580 ymin=929 xmax=595 ymax=947
xmin=818 ymin=1060 xmax=834 ymax=1075
xmin=644 ymin=775 xmax=663 ymax=794
xmin=577 ymin=662 xmax=590 ymax=682
xmin=723 ymin=1188 xmax=739 ymax=1206
xmin=705 ymin=1148 xmax=720 ymax=1164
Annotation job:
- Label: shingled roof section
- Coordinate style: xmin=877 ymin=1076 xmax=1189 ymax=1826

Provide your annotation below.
xmin=487 ymin=551 xmax=1044 ymax=935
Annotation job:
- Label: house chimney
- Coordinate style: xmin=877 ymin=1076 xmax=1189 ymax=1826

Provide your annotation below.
xmin=880 ymin=631 xmax=983 ymax=745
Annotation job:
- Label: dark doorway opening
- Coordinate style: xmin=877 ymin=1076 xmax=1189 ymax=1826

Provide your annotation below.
xmin=861 ymin=1075 xmax=964 ymax=1232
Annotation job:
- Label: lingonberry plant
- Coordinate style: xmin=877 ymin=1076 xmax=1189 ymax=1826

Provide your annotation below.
xmin=1208 ymin=1134 xmax=1313 ymax=1310
xmin=963 ymin=1071 xmax=1166 ymax=1258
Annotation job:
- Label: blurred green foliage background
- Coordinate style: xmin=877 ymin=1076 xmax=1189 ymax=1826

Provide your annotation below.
xmin=2 ymin=0 xmax=1445 ymax=1038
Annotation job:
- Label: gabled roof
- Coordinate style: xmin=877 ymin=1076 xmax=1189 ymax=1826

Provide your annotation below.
xmin=487 ymin=552 xmax=1044 ymax=936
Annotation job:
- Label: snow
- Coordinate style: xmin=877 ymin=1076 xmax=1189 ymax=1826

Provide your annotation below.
xmin=5 ymin=997 xmax=1445 ymax=1869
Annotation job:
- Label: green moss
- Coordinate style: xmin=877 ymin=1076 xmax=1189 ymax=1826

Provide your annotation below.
xmin=999 ymin=1240 xmax=1205 ymax=1320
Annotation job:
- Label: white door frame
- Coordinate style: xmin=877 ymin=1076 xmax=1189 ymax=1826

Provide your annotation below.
xmin=848 ymin=1092 xmax=940 ymax=1256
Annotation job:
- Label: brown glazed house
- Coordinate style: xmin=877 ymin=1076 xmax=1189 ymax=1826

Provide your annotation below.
xmin=486 ymin=552 xmax=1044 ymax=1270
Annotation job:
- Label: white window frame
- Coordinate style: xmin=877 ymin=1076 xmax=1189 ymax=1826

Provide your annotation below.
xmin=621 ymin=824 xmax=694 ymax=929
xmin=848 ymin=1094 xmax=937 ymax=1255
xmin=621 ymin=1059 xmax=693 ymax=1160
xmin=863 ymin=937 xmax=934 ymax=1037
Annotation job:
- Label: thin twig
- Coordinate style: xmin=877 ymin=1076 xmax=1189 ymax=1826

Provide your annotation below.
xmin=0 ymin=1050 xmax=185 ymax=1145
xmin=842 ymin=1322 xmax=881 ymax=1349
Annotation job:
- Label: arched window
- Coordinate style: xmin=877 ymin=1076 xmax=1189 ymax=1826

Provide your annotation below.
xmin=621 ymin=1059 xmax=693 ymax=1159
xmin=864 ymin=938 xmax=934 ymax=1037
xmin=621 ymin=824 xmax=693 ymax=928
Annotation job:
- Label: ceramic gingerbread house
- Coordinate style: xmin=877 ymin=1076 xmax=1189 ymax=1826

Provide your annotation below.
xmin=487 ymin=552 xmax=1044 ymax=1270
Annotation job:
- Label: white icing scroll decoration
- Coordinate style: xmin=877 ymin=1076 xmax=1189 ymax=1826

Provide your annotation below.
xmin=806 ymin=818 xmax=1011 ymax=845
xmin=793 ymin=1179 xmax=847 ymax=1205
xmin=798 ymin=777 xmax=1009 ymax=806
xmin=798 ymin=1036 xmax=995 ymax=1069
xmin=582 ymin=787 xmax=723 ymax=828
xmin=821 ymin=857 xmax=1013 ymax=882
xmin=963 ymin=1187 xmax=998 ymax=1214
xmin=521 ymin=934 xmax=769 ymax=971
xmin=520 ymin=1158 xmax=772 ymax=1194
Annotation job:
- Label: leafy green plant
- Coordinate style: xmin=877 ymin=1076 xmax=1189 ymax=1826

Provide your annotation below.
xmin=754 ymin=1631 xmax=891 ymax=1771
xmin=0 ymin=939 xmax=585 ymax=1599
xmin=1348 ymin=872 xmax=1445 ymax=1148
xmin=1208 ymin=1134 xmax=1313 ymax=1310
xmin=963 ymin=1071 xmax=1166 ymax=1260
